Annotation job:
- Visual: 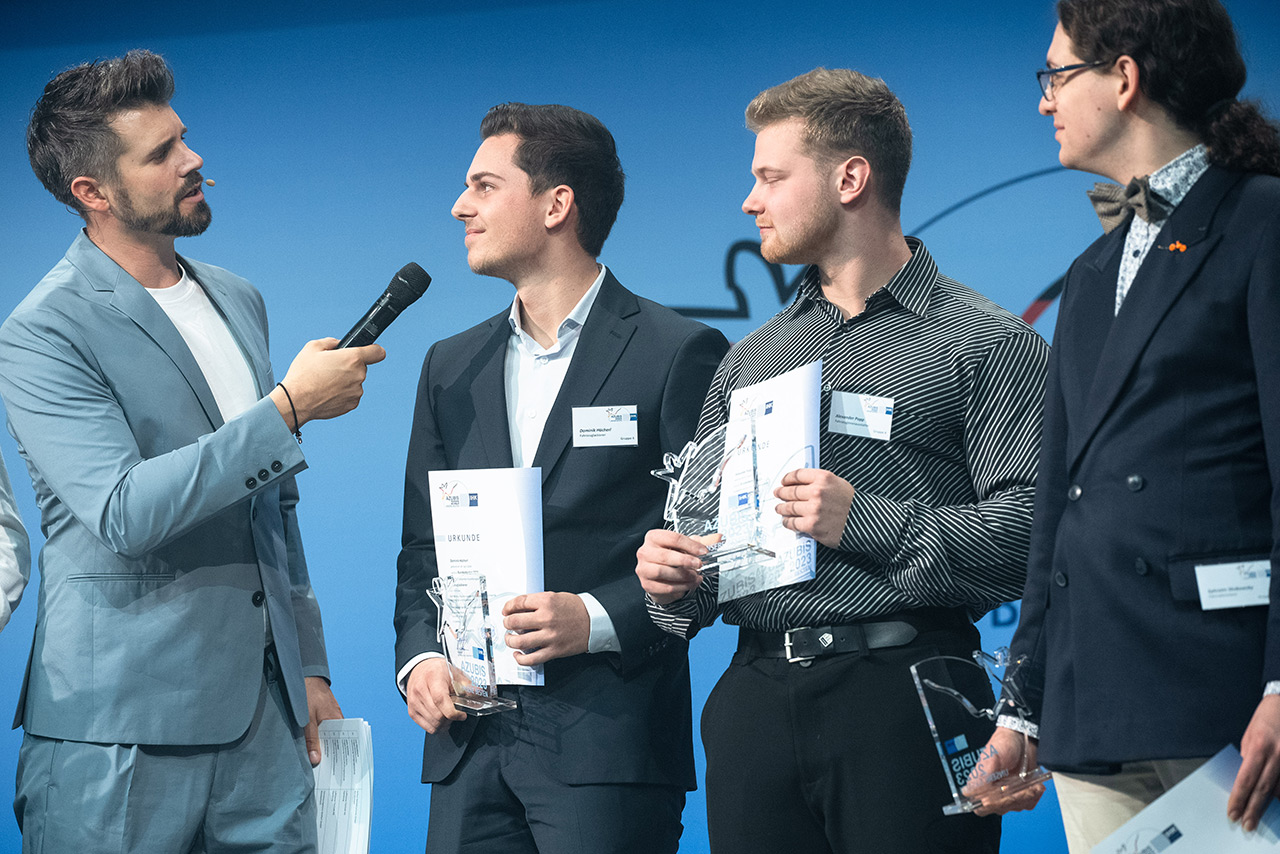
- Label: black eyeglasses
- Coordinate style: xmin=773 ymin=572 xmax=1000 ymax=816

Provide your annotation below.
xmin=1036 ymin=60 xmax=1109 ymax=100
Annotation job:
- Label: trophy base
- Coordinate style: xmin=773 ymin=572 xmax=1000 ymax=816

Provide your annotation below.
xmin=453 ymin=693 xmax=519 ymax=716
xmin=942 ymin=767 xmax=1054 ymax=815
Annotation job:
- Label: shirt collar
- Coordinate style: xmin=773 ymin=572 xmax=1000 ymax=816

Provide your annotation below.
xmin=795 ymin=236 xmax=937 ymax=319
xmin=507 ymin=263 xmax=608 ymax=353
xmin=1148 ymin=143 xmax=1210 ymax=213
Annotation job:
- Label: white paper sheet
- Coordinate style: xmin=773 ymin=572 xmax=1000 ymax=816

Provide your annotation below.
xmin=1094 ymin=745 xmax=1280 ymax=853
xmin=716 ymin=360 xmax=821 ymax=603
xmin=429 ymin=466 xmax=545 ymax=686
xmin=313 ymin=718 xmax=373 ymax=854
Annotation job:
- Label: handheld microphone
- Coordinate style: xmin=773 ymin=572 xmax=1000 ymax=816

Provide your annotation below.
xmin=337 ymin=262 xmax=432 ymax=348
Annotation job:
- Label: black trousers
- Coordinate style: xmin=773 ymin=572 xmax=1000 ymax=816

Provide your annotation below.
xmin=426 ymin=699 xmax=685 ymax=854
xmin=702 ymin=623 xmax=1001 ymax=854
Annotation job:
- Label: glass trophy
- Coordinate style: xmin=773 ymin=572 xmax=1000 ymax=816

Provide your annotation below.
xmin=427 ymin=574 xmax=518 ymax=716
xmin=652 ymin=418 xmax=815 ymax=578
xmin=910 ymin=647 xmax=1052 ymax=815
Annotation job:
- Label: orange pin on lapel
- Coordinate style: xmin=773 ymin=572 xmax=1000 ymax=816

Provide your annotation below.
xmin=1168 ymin=240 xmax=1187 ymax=252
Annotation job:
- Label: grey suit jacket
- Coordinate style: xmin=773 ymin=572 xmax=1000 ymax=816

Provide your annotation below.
xmin=0 ymin=231 xmax=328 ymax=745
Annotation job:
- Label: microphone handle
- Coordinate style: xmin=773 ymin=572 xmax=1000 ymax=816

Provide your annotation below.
xmin=337 ymin=292 xmax=400 ymax=348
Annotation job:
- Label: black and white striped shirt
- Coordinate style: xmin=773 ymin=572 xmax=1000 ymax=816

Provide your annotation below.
xmin=649 ymin=237 xmax=1049 ymax=637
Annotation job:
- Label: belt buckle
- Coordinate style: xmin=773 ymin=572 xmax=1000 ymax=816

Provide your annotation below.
xmin=784 ymin=627 xmax=815 ymax=664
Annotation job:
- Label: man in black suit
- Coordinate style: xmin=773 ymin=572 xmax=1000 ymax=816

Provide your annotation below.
xmin=393 ymin=102 xmax=729 ymax=853
xmin=970 ymin=1 xmax=1280 ymax=850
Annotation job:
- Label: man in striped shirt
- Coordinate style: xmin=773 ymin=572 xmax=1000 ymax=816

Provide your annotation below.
xmin=636 ymin=67 xmax=1048 ymax=853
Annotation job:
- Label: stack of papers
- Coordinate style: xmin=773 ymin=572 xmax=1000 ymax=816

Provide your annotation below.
xmin=313 ymin=718 xmax=373 ymax=854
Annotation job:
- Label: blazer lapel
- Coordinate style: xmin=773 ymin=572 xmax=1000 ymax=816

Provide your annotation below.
xmin=185 ymin=259 xmax=272 ymax=397
xmin=1067 ymin=167 xmax=1240 ymax=469
xmin=531 ymin=272 xmax=637 ymax=483
xmin=471 ymin=314 xmax=517 ymax=468
xmin=67 ymin=233 xmax=225 ymax=431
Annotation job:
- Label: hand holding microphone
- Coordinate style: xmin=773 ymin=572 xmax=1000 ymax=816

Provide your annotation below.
xmin=270 ymin=263 xmax=430 ymax=432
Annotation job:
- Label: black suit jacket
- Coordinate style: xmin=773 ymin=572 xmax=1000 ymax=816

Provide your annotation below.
xmin=394 ymin=271 xmax=729 ymax=786
xmin=1011 ymin=166 xmax=1280 ymax=772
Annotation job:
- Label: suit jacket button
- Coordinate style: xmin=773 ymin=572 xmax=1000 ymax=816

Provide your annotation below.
xmin=252 ymin=591 xmax=266 ymax=607
xmin=245 ymin=477 xmax=257 ymax=489
xmin=1126 ymin=474 xmax=1144 ymax=492
xmin=1135 ymin=558 xmax=1150 ymax=576
xmin=1055 ymin=571 xmax=1068 ymax=587
xmin=1067 ymin=484 xmax=1082 ymax=501
xmin=271 ymin=460 xmax=283 ymax=473
xmin=258 ymin=469 xmax=271 ymax=481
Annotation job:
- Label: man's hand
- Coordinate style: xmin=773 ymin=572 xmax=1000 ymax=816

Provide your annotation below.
xmin=303 ymin=676 xmax=344 ymax=766
xmin=635 ymin=529 xmax=717 ymax=605
xmin=773 ymin=468 xmax=855 ymax=548
xmin=502 ymin=592 xmax=590 ymax=665
xmin=271 ymin=338 xmax=386 ymax=427
xmin=405 ymin=658 xmax=468 ymax=735
xmin=1230 ymin=694 xmax=1280 ymax=831
xmin=964 ymin=727 xmax=1047 ymax=816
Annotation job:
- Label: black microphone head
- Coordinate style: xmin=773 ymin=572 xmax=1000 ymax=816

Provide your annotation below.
xmin=386 ymin=262 xmax=431 ymax=311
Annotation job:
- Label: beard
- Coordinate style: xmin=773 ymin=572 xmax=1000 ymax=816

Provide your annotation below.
xmin=758 ymin=196 xmax=841 ymax=266
xmin=114 ymin=183 xmax=212 ymax=237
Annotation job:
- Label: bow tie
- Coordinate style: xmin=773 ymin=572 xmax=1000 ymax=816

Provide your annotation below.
xmin=1087 ymin=176 xmax=1173 ymax=234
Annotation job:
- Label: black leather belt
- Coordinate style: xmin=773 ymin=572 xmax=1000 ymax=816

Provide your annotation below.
xmin=738 ymin=621 xmax=919 ymax=664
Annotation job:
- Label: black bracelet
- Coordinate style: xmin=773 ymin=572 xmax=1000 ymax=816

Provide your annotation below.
xmin=276 ymin=381 xmax=302 ymax=444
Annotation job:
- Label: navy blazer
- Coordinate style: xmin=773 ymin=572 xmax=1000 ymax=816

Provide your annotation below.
xmin=1011 ymin=167 xmax=1280 ymax=772
xmin=393 ymin=271 xmax=729 ymax=787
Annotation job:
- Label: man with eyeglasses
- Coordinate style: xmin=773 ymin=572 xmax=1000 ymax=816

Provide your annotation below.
xmin=966 ymin=1 xmax=1280 ymax=851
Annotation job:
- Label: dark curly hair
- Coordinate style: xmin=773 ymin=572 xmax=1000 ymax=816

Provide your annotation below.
xmin=27 ymin=50 xmax=176 ymax=218
xmin=1058 ymin=0 xmax=1280 ymax=176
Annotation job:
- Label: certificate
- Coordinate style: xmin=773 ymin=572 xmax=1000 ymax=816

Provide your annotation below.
xmin=1093 ymin=745 xmax=1280 ymax=853
xmin=429 ymin=467 xmax=544 ymax=686
xmin=716 ymin=360 xmax=822 ymax=603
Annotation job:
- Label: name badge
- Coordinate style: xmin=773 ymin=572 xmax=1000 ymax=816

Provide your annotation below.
xmin=1194 ymin=559 xmax=1270 ymax=610
xmin=572 ymin=405 xmax=638 ymax=447
xmin=829 ymin=391 xmax=894 ymax=441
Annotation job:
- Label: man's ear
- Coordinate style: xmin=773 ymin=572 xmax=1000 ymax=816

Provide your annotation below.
xmin=70 ymin=175 xmax=112 ymax=214
xmin=544 ymin=184 xmax=575 ymax=230
xmin=837 ymin=155 xmax=873 ymax=206
xmin=1114 ymin=54 xmax=1141 ymax=112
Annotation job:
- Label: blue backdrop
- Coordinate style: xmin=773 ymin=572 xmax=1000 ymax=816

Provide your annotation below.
xmin=1 ymin=1 xmax=1277 ymax=850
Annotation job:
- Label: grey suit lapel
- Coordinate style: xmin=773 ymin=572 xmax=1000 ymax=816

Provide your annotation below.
xmin=1068 ymin=167 xmax=1240 ymax=468
xmin=531 ymin=272 xmax=638 ymax=483
xmin=68 ymin=234 xmax=226 ymax=431
xmin=184 ymin=258 xmax=272 ymax=397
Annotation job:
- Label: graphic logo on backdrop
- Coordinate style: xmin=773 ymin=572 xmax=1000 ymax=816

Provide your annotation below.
xmin=437 ymin=480 xmax=479 ymax=508
xmin=671 ymin=167 xmax=1068 ymax=327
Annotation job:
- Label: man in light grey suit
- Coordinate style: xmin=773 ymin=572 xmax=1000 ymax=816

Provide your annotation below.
xmin=0 ymin=50 xmax=385 ymax=851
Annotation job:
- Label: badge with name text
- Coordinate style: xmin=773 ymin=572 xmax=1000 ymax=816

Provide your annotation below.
xmin=829 ymin=391 xmax=894 ymax=441
xmin=1194 ymin=559 xmax=1270 ymax=610
xmin=572 ymin=405 xmax=638 ymax=447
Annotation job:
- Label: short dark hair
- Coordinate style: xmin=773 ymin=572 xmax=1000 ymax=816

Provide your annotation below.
xmin=1058 ymin=0 xmax=1280 ymax=176
xmin=27 ymin=49 xmax=176 ymax=218
xmin=479 ymin=103 xmax=625 ymax=257
xmin=745 ymin=67 xmax=913 ymax=213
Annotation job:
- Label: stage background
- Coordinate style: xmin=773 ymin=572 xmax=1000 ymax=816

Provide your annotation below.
xmin=1 ymin=1 xmax=1277 ymax=850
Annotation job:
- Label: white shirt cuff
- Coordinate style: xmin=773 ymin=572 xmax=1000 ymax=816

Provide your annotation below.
xmin=997 ymin=714 xmax=1039 ymax=740
xmin=579 ymin=592 xmax=620 ymax=654
xmin=1264 ymin=681 xmax=1280 ymax=697
xmin=396 ymin=652 xmax=444 ymax=697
